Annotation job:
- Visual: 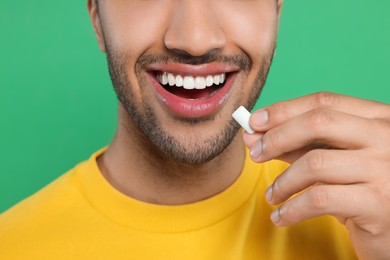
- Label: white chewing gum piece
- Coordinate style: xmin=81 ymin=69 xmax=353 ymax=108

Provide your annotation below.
xmin=232 ymin=106 xmax=255 ymax=134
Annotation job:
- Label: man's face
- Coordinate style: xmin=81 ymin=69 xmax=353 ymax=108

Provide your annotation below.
xmin=90 ymin=0 xmax=282 ymax=164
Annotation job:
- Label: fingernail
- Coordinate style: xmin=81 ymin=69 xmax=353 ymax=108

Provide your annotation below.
xmin=270 ymin=208 xmax=280 ymax=224
xmin=252 ymin=110 xmax=269 ymax=128
xmin=265 ymin=186 xmax=273 ymax=203
xmin=250 ymin=142 xmax=263 ymax=158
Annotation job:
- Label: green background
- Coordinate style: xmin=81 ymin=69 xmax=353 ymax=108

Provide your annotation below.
xmin=1 ymin=1 xmax=389 ymax=213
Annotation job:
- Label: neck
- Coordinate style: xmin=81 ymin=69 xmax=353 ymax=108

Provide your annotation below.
xmin=97 ymin=109 xmax=246 ymax=206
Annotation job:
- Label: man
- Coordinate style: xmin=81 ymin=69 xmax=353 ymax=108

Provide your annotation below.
xmin=1 ymin=0 xmax=389 ymax=259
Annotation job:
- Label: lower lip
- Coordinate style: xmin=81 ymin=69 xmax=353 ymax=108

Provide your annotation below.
xmin=149 ymin=73 xmax=237 ymax=118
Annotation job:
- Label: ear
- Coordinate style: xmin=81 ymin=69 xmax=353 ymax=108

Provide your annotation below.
xmin=87 ymin=0 xmax=106 ymax=53
xmin=276 ymin=0 xmax=284 ymax=29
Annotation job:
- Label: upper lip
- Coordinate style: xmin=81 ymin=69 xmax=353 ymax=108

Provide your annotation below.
xmin=147 ymin=62 xmax=240 ymax=76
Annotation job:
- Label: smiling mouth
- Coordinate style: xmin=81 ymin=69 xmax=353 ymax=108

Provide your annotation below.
xmin=155 ymin=72 xmax=228 ymax=100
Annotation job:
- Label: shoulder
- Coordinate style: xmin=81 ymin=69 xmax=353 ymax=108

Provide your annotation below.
xmin=0 ymin=165 xmax=81 ymax=226
xmin=0 ymin=161 xmax=90 ymax=251
xmin=0 ymin=148 xmax=106 ymax=228
xmin=0 ymin=149 xmax=109 ymax=259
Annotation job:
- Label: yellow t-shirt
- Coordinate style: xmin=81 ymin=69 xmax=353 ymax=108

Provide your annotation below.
xmin=0 ymin=148 xmax=357 ymax=259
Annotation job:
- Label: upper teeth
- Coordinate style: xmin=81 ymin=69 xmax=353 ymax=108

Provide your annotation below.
xmin=157 ymin=72 xmax=226 ymax=90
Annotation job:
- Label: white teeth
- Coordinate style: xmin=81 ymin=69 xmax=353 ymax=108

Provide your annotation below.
xmin=162 ymin=73 xmax=168 ymax=85
xmin=157 ymin=72 xmax=226 ymax=89
xmin=220 ymin=73 xmax=226 ymax=84
xmin=168 ymin=73 xmax=175 ymax=86
xmin=213 ymin=75 xmax=220 ymax=85
xmin=194 ymin=76 xmax=206 ymax=89
xmin=183 ymin=76 xmax=195 ymax=90
xmin=175 ymin=75 xmax=183 ymax=87
xmin=206 ymin=76 xmax=214 ymax=87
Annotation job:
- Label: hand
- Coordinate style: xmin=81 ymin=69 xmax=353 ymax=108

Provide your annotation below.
xmin=243 ymin=92 xmax=390 ymax=260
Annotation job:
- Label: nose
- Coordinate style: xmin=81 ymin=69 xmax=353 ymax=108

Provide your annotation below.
xmin=164 ymin=1 xmax=226 ymax=57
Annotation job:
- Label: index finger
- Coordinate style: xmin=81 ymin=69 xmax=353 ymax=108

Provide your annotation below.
xmin=250 ymin=92 xmax=390 ymax=131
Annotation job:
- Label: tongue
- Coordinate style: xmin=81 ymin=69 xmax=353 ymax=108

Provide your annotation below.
xmin=167 ymin=87 xmax=217 ymax=100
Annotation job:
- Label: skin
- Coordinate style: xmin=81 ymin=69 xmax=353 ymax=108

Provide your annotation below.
xmin=88 ymin=0 xmax=390 ymax=259
xmin=244 ymin=93 xmax=390 ymax=259
xmin=88 ymin=0 xmax=281 ymax=205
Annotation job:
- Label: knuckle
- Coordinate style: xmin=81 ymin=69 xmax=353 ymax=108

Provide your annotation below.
xmin=314 ymin=91 xmax=339 ymax=108
xmin=308 ymin=187 xmax=329 ymax=210
xmin=307 ymin=109 xmax=332 ymax=132
xmin=305 ymin=150 xmax=325 ymax=171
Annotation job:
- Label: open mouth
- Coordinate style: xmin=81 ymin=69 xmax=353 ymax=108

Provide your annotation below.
xmin=155 ymin=72 xmax=228 ymax=100
xmin=147 ymin=63 xmax=239 ymax=118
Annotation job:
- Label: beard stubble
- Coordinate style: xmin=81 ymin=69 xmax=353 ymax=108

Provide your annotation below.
xmin=106 ymin=48 xmax=273 ymax=165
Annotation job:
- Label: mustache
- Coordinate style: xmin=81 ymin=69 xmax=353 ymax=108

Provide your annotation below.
xmin=137 ymin=49 xmax=252 ymax=72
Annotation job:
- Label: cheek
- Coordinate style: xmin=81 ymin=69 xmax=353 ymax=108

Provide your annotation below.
xmin=219 ymin=3 xmax=278 ymax=62
xmin=100 ymin=2 xmax=169 ymax=55
xmin=219 ymin=4 xmax=278 ymax=99
xmin=100 ymin=1 xmax=171 ymax=95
